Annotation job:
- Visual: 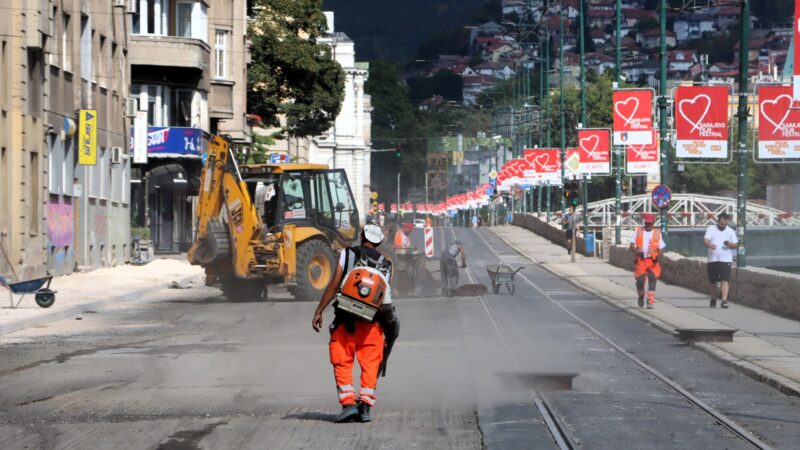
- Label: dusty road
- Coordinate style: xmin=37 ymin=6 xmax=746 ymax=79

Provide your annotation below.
xmin=1 ymin=227 xmax=799 ymax=449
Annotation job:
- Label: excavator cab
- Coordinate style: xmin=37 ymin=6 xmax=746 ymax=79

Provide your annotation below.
xmin=188 ymin=135 xmax=361 ymax=302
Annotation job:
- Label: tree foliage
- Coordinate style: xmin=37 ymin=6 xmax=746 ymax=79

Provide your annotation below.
xmin=248 ymin=0 xmax=345 ymax=138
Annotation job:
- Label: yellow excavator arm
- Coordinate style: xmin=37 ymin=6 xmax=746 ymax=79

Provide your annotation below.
xmin=188 ymin=136 xmax=264 ymax=278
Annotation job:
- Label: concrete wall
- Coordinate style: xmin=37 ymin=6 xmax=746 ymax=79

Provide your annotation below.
xmin=513 ymin=213 xmax=593 ymax=256
xmin=608 ymin=246 xmax=800 ymax=322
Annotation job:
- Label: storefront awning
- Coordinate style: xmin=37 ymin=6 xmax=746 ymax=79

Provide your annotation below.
xmin=148 ymin=163 xmax=199 ymax=193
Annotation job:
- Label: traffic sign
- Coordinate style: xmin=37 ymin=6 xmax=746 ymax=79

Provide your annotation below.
xmin=489 ymin=170 xmax=498 ymax=179
xmin=565 ymin=151 xmax=581 ymax=175
xmin=651 ymin=184 xmax=672 ymax=210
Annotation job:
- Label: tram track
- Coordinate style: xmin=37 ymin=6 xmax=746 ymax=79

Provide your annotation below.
xmin=460 ymin=226 xmax=773 ymax=450
xmin=446 ymin=227 xmax=575 ymax=450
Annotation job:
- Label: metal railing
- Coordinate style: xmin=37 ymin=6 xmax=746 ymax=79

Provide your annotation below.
xmin=535 ymin=194 xmax=798 ymax=228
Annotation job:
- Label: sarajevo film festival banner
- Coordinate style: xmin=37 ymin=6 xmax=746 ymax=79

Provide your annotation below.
xmin=613 ymin=89 xmax=654 ymax=146
xmin=577 ymin=129 xmax=611 ymax=174
xmin=758 ymin=85 xmax=800 ymax=159
xmin=674 ymin=85 xmax=730 ymax=159
xmin=523 ymin=148 xmax=562 ymax=185
xmin=794 ymin=0 xmax=800 ymax=100
xmin=626 ymin=130 xmax=660 ymax=174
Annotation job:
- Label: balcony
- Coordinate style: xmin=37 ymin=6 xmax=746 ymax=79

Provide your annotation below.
xmin=129 ymin=35 xmax=210 ymax=72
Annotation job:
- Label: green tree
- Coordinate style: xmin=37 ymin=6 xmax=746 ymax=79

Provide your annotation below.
xmin=248 ymin=0 xmax=345 ymax=138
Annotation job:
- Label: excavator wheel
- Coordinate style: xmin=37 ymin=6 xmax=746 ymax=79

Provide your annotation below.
xmin=293 ymin=240 xmax=335 ymax=302
xmin=220 ymin=279 xmax=266 ymax=302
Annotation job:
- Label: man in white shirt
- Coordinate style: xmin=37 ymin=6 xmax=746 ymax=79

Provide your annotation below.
xmin=704 ymin=213 xmax=738 ymax=309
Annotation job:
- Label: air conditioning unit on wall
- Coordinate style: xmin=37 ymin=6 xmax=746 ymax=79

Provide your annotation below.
xmin=113 ymin=0 xmax=125 ymax=7
xmin=125 ymin=98 xmax=138 ymax=117
xmin=111 ymin=147 xmax=123 ymax=165
xmin=125 ymin=0 xmax=137 ymax=14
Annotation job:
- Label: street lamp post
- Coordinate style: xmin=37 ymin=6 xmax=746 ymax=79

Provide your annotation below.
xmin=579 ymin=0 xmax=589 ymax=236
xmin=614 ymin=0 xmax=623 ymax=245
xmin=736 ymin=0 xmax=750 ymax=267
xmin=559 ymin=7 xmax=566 ymax=216
xmin=658 ymin=0 xmax=670 ymax=239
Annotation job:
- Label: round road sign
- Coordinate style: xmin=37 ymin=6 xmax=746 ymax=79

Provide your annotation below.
xmin=651 ymin=184 xmax=672 ymax=210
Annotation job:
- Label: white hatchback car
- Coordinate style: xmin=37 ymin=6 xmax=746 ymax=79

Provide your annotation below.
xmin=413 ymin=219 xmax=425 ymax=229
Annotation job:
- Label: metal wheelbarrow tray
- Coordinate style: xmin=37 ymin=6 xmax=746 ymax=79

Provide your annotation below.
xmin=486 ymin=264 xmax=524 ymax=295
xmin=0 ymin=276 xmax=57 ymax=308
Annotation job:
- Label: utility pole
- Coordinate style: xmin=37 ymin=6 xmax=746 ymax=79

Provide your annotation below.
xmin=579 ymin=0 xmax=589 ymax=237
xmin=559 ymin=7 xmax=566 ymax=216
xmin=396 ymin=171 xmax=400 ymax=223
xmin=614 ymin=0 xmax=623 ymax=245
xmin=658 ymin=0 xmax=670 ymax=239
xmin=544 ymin=2 xmax=552 ymax=223
xmin=736 ymin=0 xmax=750 ymax=267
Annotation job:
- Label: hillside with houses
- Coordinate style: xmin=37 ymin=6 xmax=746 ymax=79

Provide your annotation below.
xmin=411 ymin=0 xmax=793 ymax=107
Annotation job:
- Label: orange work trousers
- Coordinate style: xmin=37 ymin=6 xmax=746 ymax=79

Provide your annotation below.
xmin=329 ymin=320 xmax=384 ymax=407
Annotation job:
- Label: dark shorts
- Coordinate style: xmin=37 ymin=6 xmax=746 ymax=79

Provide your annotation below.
xmin=566 ymin=229 xmax=574 ymax=240
xmin=707 ymin=261 xmax=732 ymax=283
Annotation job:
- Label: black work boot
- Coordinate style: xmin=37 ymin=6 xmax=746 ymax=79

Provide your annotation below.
xmin=357 ymin=401 xmax=372 ymax=423
xmin=336 ymin=404 xmax=358 ymax=423
xmin=710 ymin=298 xmax=717 ymax=308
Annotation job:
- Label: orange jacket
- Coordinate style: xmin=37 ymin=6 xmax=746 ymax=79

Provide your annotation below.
xmin=394 ymin=230 xmax=409 ymax=249
xmin=634 ymin=227 xmax=662 ymax=278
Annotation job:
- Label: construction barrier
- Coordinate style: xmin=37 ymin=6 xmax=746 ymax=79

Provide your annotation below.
xmin=424 ymin=227 xmax=434 ymax=258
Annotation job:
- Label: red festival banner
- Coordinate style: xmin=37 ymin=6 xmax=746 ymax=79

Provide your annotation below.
xmin=758 ymin=85 xmax=800 ymax=159
xmin=794 ymin=0 xmax=800 ymax=100
xmin=674 ymin=85 xmax=730 ymax=159
xmin=523 ymin=148 xmax=562 ymax=185
xmin=613 ymin=89 xmax=654 ymax=146
xmin=577 ymin=129 xmax=611 ymax=174
xmin=626 ymin=130 xmax=660 ymax=174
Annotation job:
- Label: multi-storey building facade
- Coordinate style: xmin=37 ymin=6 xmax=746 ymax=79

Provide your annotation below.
xmin=128 ymin=0 xmax=250 ymax=253
xmin=0 ymin=0 xmax=131 ymax=281
xmin=309 ymin=13 xmax=372 ymax=222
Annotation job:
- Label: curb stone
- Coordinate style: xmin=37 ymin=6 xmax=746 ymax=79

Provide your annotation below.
xmin=489 ymin=227 xmax=800 ymax=397
xmin=0 ymin=274 xmax=203 ymax=336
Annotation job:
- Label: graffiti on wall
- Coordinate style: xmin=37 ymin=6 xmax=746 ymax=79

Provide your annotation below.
xmin=47 ymin=200 xmax=74 ymax=247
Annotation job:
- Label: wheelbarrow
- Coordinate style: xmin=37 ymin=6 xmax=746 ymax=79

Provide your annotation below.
xmin=486 ymin=264 xmax=524 ymax=295
xmin=0 ymin=276 xmax=57 ymax=308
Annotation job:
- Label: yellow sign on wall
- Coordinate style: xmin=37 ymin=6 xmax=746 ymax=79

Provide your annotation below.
xmin=78 ymin=109 xmax=97 ymax=165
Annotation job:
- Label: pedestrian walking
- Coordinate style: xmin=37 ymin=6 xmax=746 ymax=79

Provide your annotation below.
xmin=630 ymin=213 xmax=665 ymax=309
xmin=704 ymin=213 xmax=738 ymax=309
xmin=312 ymin=224 xmax=399 ymax=423
xmin=563 ymin=206 xmax=577 ymax=255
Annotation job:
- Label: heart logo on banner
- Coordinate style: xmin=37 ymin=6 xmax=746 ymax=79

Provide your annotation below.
xmin=678 ymin=94 xmax=711 ymax=133
xmin=761 ymin=94 xmax=793 ymax=134
xmin=614 ymin=96 xmax=640 ymax=127
xmin=579 ymin=135 xmax=600 ymax=158
xmin=508 ymin=160 xmax=523 ymax=176
xmin=533 ymin=153 xmax=551 ymax=172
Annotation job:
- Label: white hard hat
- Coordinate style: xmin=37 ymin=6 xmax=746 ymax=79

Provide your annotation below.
xmin=363 ymin=224 xmax=384 ymax=244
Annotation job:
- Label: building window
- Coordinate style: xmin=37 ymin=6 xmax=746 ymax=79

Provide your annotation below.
xmin=214 ymin=30 xmax=229 ymax=79
xmin=29 ymin=152 xmax=40 ymax=234
xmin=176 ymin=1 xmax=193 ymax=38
xmin=62 ymin=13 xmax=71 ymax=71
xmin=98 ymin=35 xmax=106 ymax=87
xmin=1 ymin=41 xmax=6 ymax=112
xmin=80 ymin=14 xmax=91 ymax=82
xmin=26 ymin=49 xmax=43 ymax=117
xmin=133 ymin=83 xmax=195 ymax=127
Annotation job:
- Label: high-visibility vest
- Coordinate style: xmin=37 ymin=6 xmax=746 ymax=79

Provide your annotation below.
xmin=394 ymin=230 xmax=409 ymax=248
xmin=635 ymin=227 xmax=661 ymax=257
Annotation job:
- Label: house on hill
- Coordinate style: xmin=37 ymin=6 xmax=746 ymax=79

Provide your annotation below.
xmin=674 ymin=14 xmax=717 ymax=42
xmin=638 ymin=29 xmax=676 ymax=49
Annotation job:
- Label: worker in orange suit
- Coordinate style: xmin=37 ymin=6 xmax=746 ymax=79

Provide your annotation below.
xmin=393 ymin=222 xmax=413 ymax=253
xmin=629 ymin=213 xmax=666 ymax=309
xmin=312 ymin=224 xmax=398 ymax=424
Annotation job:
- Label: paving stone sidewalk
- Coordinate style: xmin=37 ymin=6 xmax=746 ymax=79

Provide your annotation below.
xmin=491 ymin=225 xmax=800 ymax=396
xmin=0 ymin=258 xmax=203 ymax=335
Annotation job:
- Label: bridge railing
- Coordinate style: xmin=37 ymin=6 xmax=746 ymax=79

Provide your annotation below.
xmin=533 ymin=194 xmax=799 ymax=228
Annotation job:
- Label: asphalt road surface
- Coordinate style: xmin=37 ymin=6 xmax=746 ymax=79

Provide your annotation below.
xmin=1 ymin=227 xmax=799 ymax=449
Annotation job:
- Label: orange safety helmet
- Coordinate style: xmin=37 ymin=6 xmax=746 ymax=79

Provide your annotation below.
xmin=336 ymin=267 xmax=389 ymax=321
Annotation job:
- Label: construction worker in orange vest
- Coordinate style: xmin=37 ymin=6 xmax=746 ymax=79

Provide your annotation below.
xmin=629 ymin=213 xmax=666 ymax=309
xmin=312 ymin=224 xmax=399 ymax=423
xmin=393 ymin=223 xmax=413 ymax=253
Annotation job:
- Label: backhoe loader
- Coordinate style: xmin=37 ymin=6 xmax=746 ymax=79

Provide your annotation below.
xmin=188 ymin=135 xmax=361 ymax=301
